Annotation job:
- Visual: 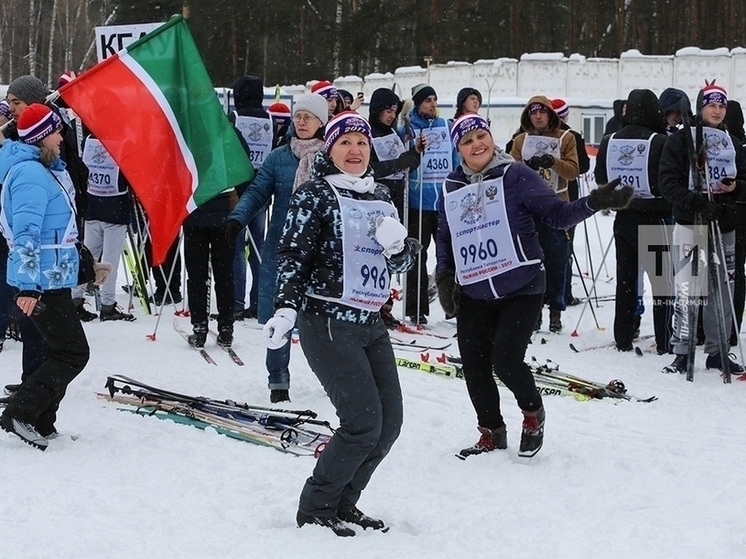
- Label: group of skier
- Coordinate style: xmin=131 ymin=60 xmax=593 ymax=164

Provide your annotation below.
xmin=0 ymin=68 xmax=743 ymax=537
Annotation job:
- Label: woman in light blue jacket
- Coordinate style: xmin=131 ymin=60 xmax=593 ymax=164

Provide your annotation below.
xmin=0 ymin=104 xmax=89 ymax=451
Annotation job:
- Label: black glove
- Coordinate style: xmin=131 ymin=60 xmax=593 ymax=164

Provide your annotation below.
xmin=525 ymin=156 xmax=542 ymax=171
xmin=587 ymin=178 xmax=633 ymax=211
xmin=700 ymin=200 xmax=727 ymax=222
xmin=536 ymin=154 xmax=555 ymax=168
xmin=224 ymin=219 xmax=243 ymax=246
xmin=435 ymin=270 xmax=460 ymax=317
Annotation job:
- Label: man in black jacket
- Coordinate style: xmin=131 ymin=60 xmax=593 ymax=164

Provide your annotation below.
xmin=595 ymin=89 xmax=673 ymax=354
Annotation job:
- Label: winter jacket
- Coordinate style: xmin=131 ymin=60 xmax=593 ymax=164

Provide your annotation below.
xmin=659 ymin=120 xmax=746 ymax=232
xmin=560 ymin=122 xmax=590 ymax=201
xmin=509 ymin=95 xmax=579 ymax=202
xmin=0 ymin=141 xmax=79 ymax=292
xmin=274 ymin=153 xmax=418 ymax=325
xmin=594 ymin=89 xmax=672 ymax=217
xmin=436 ymin=153 xmax=594 ymax=301
xmin=399 ymin=108 xmax=459 ymax=211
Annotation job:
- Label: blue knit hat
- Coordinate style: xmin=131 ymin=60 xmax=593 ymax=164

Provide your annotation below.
xmin=324 ymin=111 xmax=373 ymax=152
xmin=450 ymin=114 xmax=491 ymax=147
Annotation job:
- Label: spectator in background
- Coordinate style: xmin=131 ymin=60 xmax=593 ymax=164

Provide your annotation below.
xmin=228 ymin=75 xmax=271 ymax=321
xmin=453 ymin=87 xmax=482 ymax=120
xmin=604 ymin=99 xmax=627 ymax=135
xmin=399 ymin=84 xmax=458 ymax=324
xmin=594 ymin=89 xmax=673 ymax=354
xmin=268 ymin=102 xmax=292 ymax=149
xmin=551 ymin=98 xmax=590 ymax=307
xmin=659 ymin=87 xmax=690 ymax=135
xmin=312 ymin=80 xmax=344 ymax=119
xmin=225 ymin=93 xmax=328 ymax=403
xmin=509 ymin=96 xmax=579 ymax=333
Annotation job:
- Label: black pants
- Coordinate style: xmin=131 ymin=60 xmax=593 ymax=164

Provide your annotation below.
xmin=405 ymin=208 xmax=438 ymax=317
xmin=3 ymin=290 xmax=89 ymax=434
xmin=298 ymin=313 xmax=403 ymax=518
xmin=457 ymin=292 xmax=544 ymax=430
xmin=183 ymin=226 xmax=234 ymax=329
xmin=613 ymin=213 xmax=673 ymax=352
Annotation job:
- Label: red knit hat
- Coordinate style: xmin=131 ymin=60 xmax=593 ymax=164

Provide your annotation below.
xmin=267 ymin=101 xmax=291 ymax=123
xmin=17 ymin=103 xmax=62 ymax=145
xmin=311 ymin=80 xmax=338 ymax=100
xmin=551 ymin=98 xmax=569 ymax=119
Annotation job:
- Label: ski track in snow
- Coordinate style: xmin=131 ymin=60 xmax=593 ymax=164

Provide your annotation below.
xmin=2 ymin=212 xmax=746 ymax=559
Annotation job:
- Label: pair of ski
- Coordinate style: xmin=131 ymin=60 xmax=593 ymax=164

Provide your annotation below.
xmin=101 ymin=375 xmax=333 ymax=456
xmin=394 ymin=355 xmax=657 ymax=403
xmin=569 ymin=334 xmax=655 ymax=355
xmin=681 ymin=92 xmax=732 ymax=383
xmin=172 ymin=317 xmax=243 ymax=366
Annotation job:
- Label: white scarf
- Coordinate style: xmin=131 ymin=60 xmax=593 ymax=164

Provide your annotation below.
xmin=323 ymin=173 xmax=376 ymax=194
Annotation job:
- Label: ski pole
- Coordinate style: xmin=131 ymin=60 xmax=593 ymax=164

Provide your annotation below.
xmin=571 ymin=247 xmax=604 ymax=332
xmin=570 ymin=233 xmax=614 ymax=336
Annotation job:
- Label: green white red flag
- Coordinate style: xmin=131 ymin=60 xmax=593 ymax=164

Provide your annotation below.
xmin=59 ymin=15 xmax=253 ymax=265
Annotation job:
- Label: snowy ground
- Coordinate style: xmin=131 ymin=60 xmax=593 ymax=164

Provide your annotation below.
xmin=2 ymin=211 xmax=746 ymax=559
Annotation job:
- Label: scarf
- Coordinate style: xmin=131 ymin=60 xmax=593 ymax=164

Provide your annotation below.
xmin=323 ymin=172 xmax=377 ymax=194
xmin=290 ymin=136 xmax=324 ymax=193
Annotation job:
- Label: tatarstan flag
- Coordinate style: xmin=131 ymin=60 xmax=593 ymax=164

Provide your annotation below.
xmin=58 ymin=15 xmax=253 ymax=265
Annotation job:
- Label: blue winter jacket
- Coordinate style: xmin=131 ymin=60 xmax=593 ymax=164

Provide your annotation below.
xmin=0 ymin=141 xmax=79 ymax=292
xmin=227 ymin=128 xmax=317 ymax=323
xmin=399 ymin=109 xmax=460 ymax=212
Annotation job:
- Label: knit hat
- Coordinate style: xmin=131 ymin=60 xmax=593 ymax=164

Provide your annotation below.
xmin=528 ymin=102 xmax=547 ymax=115
xmin=702 ymin=81 xmax=728 ymax=107
xmin=7 ymin=75 xmax=47 ymax=105
xmin=551 ymin=98 xmax=570 ymax=120
xmin=0 ymin=99 xmax=11 ymax=120
xmin=450 ymin=114 xmax=491 ymax=147
xmin=57 ymin=70 xmax=77 ymax=89
xmin=17 ymin=103 xmax=62 ymax=145
xmin=311 ymin=80 xmax=338 ymax=100
xmin=268 ymin=101 xmax=292 ymax=124
xmin=324 ymin=111 xmax=373 ymax=152
xmin=412 ymin=83 xmax=437 ymax=107
xmin=293 ymin=93 xmax=329 ymax=126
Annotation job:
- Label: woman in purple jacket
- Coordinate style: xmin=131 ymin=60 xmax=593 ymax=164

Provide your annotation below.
xmin=435 ymin=114 xmax=632 ymax=458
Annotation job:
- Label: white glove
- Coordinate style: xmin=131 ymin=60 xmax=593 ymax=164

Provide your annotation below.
xmin=374 ymin=215 xmax=407 ymax=258
xmin=262 ymin=308 xmax=297 ymax=350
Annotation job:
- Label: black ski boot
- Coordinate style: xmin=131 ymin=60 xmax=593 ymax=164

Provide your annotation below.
xmin=518 ymin=407 xmax=545 ymax=458
xmin=662 ymin=354 xmax=688 ymax=374
xmin=296 ymin=511 xmax=355 ymax=537
xmin=73 ymin=298 xmax=97 ymax=322
xmin=217 ymin=324 xmax=233 ymax=348
xmin=270 ymin=389 xmax=290 ymax=403
xmin=705 ymin=352 xmax=744 ymax=373
xmin=338 ymin=506 xmax=388 ymax=532
xmin=188 ymin=323 xmax=208 ymax=349
xmin=100 ymin=304 xmax=136 ymax=322
xmin=457 ymin=424 xmax=508 ymax=459
xmin=0 ymin=413 xmax=48 ymax=451
xmin=548 ymin=310 xmax=562 ymax=333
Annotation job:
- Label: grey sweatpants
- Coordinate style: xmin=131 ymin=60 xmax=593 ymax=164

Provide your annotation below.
xmin=297 ymin=312 xmax=403 ymax=518
xmin=670 ymin=224 xmax=735 ymax=355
